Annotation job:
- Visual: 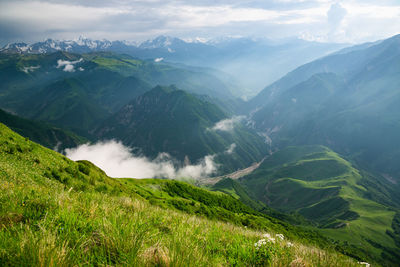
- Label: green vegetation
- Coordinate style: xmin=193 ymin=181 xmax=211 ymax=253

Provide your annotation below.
xmin=250 ymin=34 xmax=400 ymax=183
xmin=0 ymin=52 xmax=257 ymax=174
xmin=0 ymin=123 xmax=363 ymax=266
xmin=96 ymin=86 xmax=268 ymax=173
xmin=0 ymin=108 xmax=86 ymax=150
xmin=236 ymin=145 xmax=400 ymax=265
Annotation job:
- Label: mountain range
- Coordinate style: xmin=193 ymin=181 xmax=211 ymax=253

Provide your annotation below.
xmin=1 ymin=36 xmax=347 ymax=97
xmin=248 ymin=34 xmax=400 ymax=183
xmin=1 ymin=33 xmax=400 ymax=265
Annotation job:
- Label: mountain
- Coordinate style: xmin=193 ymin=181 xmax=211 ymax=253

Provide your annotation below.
xmin=1 ymin=36 xmax=347 ymax=97
xmin=18 ymin=78 xmax=110 ymax=133
xmin=0 ymin=123 xmax=364 ymax=266
xmin=0 ymin=51 xmax=243 ymax=135
xmin=0 ymin=108 xmax=86 ymax=150
xmin=95 ymin=86 xmax=268 ymax=174
xmin=248 ymin=34 xmax=400 ymax=182
xmin=0 ymin=37 xmax=114 ymax=54
xmin=221 ymin=145 xmax=400 ymax=264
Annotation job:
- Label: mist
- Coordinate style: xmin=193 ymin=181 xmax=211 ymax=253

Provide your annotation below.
xmin=65 ymin=140 xmax=218 ymax=179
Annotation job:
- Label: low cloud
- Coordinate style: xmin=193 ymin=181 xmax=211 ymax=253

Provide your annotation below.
xmin=225 ymin=143 xmax=236 ymax=154
xmin=21 ymin=65 xmax=40 ymax=73
xmin=211 ymin=116 xmax=245 ymax=132
xmin=56 ymin=58 xmax=83 ymax=72
xmin=154 ymin=57 xmax=164 ymax=62
xmin=65 ymin=140 xmax=217 ymax=179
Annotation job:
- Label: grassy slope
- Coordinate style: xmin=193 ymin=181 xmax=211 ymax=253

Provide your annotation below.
xmin=0 ymin=123 xmax=361 ymax=266
xmin=239 ymin=145 xmax=399 ymax=264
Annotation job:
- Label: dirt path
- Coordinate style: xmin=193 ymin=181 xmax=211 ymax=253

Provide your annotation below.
xmin=197 ymin=157 xmax=266 ymax=186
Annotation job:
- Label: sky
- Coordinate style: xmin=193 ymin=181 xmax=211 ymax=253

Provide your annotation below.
xmin=0 ymin=0 xmax=399 ymax=45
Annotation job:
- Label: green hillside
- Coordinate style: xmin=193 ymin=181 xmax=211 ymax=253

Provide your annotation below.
xmin=95 ymin=86 xmax=268 ymax=174
xmin=19 ymin=78 xmax=110 ymax=133
xmin=0 ymin=123 xmax=362 ymax=266
xmin=238 ymin=145 xmax=400 ymax=264
xmin=249 ymin=34 xmax=400 ymax=181
xmin=0 ymin=51 xmax=241 ymax=132
xmin=82 ymin=52 xmax=236 ymax=100
xmin=0 ymin=108 xmax=86 ymax=150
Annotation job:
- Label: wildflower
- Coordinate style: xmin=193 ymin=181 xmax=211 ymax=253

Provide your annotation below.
xmin=358 ymin=262 xmax=370 ymax=267
xmin=254 ymin=238 xmax=268 ymax=250
xmin=263 ymin=233 xmax=272 ymax=239
xmin=276 ymin=234 xmax=284 ymax=241
xmin=262 ymin=233 xmax=275 ymax=243
xmin=286 ymin=242 xmax=293 ymax=247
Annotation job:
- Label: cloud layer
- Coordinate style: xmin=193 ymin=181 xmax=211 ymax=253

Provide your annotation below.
xmin=65 ymin=140 xmax=218 ymax=179
xmin=0 ymin=0 xmax=399 ymax=45
xmin=211 ymin=116 xmax=245 ymax=132
xmin=56 ymin=58 xmax=83 ymax=72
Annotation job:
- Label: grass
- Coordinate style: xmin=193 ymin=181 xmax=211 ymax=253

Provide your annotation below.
xmin=239 ymin=145 xmax=400 ymax=264
xmin=0 ymin=123 xmax=363 ymax=266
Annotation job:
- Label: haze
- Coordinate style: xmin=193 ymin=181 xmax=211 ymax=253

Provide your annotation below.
xmin=1 ymin=0 xmax=400 ymax=45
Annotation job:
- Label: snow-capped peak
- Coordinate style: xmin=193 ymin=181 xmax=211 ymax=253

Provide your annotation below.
xmin=139 ymin=35 xmax=183 ymax=49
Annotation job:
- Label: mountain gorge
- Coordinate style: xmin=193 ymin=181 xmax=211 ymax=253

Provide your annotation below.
xmin=0 ymin=50 xmax=266 ymax=175
xmin=95 ymin=86 xmax=268 ymax=173
xmin=248 ymin=34 xmax=400 ymax=183
xmin=1 ymin=34 xmax=400 ymax=266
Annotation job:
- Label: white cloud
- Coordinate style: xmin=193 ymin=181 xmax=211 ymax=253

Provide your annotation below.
xmin=225 ymin=143 xmax=236 ymax=154
xmin=65 ymin=140 xmax=218 ymax=179
xmin=21 ymin=65 xmax=40 ymax=73
xmin=154 ymin=57 xmax=164 ymax=62
xmin=0 ymin=0 xmax=399 ymax=44
xmin=211 ymin=116 xmax=245 ymax=132
xmin=56 ymin=58 xmax=83 ymax=72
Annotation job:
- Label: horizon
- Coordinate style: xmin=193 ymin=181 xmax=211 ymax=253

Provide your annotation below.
xmin=1 ymin=0 xmax=400 ymax=46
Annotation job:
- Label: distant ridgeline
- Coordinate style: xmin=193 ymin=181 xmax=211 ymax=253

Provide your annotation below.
xmin=0 ymin=36 xmax=346 ymax=96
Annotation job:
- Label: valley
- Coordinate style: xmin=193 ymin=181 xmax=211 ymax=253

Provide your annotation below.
xmin=1 ymin=31 xmax=400 ymax=266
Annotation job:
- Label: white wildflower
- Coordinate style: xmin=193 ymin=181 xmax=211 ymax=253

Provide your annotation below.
xmin=358 ymin=262 xmax=370 ymax=267
xmin=263 ymin=233 xmax=272 ymax=239
xmin=286 ymin=242 xmax=293 ymax=247
xmin=254 ymin=238 xmax=269 ymax=250
xmin=261 ymin=233 xmax=275 ymax=243
xmin=276 ymin=234 xmax=284 ymax=241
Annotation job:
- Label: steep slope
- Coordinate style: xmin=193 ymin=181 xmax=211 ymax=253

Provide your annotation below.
xmin=19 ymin=78 xmax=109 ymax=133
xmin=249 ymin=34 xmax=399 ymax=109
xmin=0 ymin=51 xmax=242 ymax=137
xmin=0 ymin=123 xmax=362 ymax=266
xmin=238 ymin=145 xmax=400 ymax=264
xmin=249 ymin=34 xmax=400 ymax=182
xmin=0 ymin=108 xmax=85 ymax=150
xmin=95 ymin=86 xmax=268 ymax=174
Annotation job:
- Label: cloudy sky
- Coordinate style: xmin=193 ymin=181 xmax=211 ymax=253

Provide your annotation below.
xmin=0 ymin=0 xmax=399 ymax=45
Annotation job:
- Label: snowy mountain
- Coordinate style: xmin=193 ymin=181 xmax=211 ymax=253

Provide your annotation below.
xmin=0 ymin=37 xmax=117 ymax=54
